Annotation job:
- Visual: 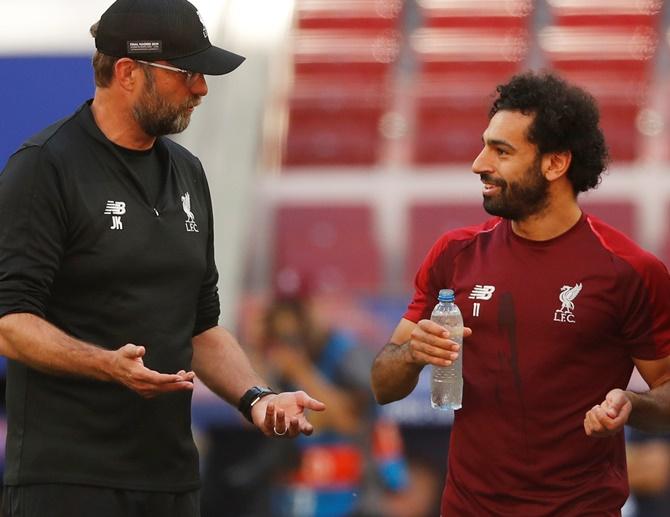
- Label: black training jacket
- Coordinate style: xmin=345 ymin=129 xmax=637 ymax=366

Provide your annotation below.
xmin=0 ymin=101 xmax=220 ymax=491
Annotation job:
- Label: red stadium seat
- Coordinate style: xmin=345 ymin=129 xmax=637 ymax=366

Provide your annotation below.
xmin=539 ymin=26 xmax=657 ymax=162
xmin=406 ymin=202 xmax=486 ymax=281
xmin=411 ymin=27 xmax=528 ymax=78
xmin=282 ymin=79 xmax=390 ymax=167
xmin=409 ymin=27 xmax=528 ymax=164
xmin=283 ymin=28 xmax=399 ymax=167
xmin=411 ymin=76 xmax=496 ymax=165
xmin=273 ymin=204 xmax=382 ymax=293
xmin=295 ymin=0 xmax=403 ymax=30
xmin=559 ymin=71 xmax=649 ymax=163
xmin=292 ymin=29 xmax=400 ymax=82
xmin=539 ymin=25 xmax=658 ymax=78
xmin=417 ymin=0 xmax=533 ymax=29
xmin=546 ymin=0 xmax=662 ymax=28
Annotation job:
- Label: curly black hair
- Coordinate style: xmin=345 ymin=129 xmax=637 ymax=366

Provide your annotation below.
xmin=490 ymin=71 xmax=609 ymax=193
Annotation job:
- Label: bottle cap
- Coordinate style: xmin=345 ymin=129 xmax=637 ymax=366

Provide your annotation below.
xmin=438 ymin=289 xmax=455 ymax=302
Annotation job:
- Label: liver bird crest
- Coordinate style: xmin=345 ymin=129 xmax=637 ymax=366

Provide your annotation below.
xmin=181 ymin=193 xmax=195 ymax=223
xmin=559 ymin=283 xmax=582 ymax=312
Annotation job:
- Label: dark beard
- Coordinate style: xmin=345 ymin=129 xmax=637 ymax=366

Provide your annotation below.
xmin=133 ymin=68 xmax=198 ymax=137
xmin=482 ymin=157 xmax=550 ymax=221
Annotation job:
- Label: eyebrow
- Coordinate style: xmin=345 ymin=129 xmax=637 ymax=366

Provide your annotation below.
xmin=482 ymin=137 xmax=517 ymax=152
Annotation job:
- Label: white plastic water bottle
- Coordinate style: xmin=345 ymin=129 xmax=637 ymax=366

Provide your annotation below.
xmin=430 ymin=288 xmax=464 ymax=410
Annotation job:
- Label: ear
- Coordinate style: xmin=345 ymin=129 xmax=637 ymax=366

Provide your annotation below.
xmin=541 ymin=150 xmax=572 ymax=182
xmin=114 ymin=58 xmax=141 ymax=92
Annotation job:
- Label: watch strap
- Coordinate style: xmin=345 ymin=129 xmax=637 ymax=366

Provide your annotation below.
xmin=238 ymin=386 xmax=276 ymax=423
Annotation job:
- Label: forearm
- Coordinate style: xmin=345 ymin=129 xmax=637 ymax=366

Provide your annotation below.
xmin=371 ymin=341 xmax=423 ymax=405
xmin=192 ymin=325 xmax=266 ymax=406
xmin=0 ymin=313 xmax=113 ymax=380
xmin=627 ymin=382 xmax=670 ymax=433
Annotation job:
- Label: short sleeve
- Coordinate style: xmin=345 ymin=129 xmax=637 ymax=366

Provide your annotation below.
xmin=620 ymin=254 xmax=670 ymax=360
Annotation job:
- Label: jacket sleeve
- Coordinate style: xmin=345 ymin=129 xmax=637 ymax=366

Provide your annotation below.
xmin=192 ymin=166 xmax=220 ymax=336
xmin=0 ymin=146 xmax=68 ymax=318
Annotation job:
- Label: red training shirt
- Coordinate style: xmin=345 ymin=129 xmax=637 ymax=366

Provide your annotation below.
xmin=404 ymin=213 xmax=670 ymax=516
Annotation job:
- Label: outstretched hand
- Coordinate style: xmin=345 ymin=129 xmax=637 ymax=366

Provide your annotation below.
xmin=252 ymin=390 xmax=326 ymax=438
xmin=584 ymin=388 xmax=632 ymax=437
xmin=110 ymin=344 xmax=195 ymax=398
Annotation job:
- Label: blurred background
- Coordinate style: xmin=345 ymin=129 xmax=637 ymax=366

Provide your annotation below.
xmin=1 ymin=0 xmax=670 ymax=515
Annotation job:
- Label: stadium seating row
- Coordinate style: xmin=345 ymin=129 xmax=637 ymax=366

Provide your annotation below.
xmin=281 ymin=0 xmax=666 ymax=166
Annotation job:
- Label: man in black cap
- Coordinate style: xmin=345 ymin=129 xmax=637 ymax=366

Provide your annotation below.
xmin=0 ymin=1 xmax=324 ymax=516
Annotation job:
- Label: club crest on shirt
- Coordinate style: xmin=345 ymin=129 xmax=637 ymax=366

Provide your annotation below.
xmin=181 ymin=193 xmax=199 ymax=233
xmin=553 ymin=282 xmax=583 ymax=324
xmin=104 ymin=200 xmax=126 ymax=230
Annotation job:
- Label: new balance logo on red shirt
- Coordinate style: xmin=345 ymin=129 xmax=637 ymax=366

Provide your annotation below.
xmin=469 ymin=285 xmax=495 ymax=317
xmin=469 ymin=285 xmax=496 ymax=300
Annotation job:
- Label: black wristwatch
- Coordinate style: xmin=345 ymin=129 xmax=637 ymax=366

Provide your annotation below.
xmin=238 ymin=386 xmax=276 ymax=423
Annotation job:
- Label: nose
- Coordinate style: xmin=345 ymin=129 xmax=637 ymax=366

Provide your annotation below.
xmin=471 ymin=146 xmax=490 ymax=176
xmin=190 ymin=74 xmax=208 ymax=96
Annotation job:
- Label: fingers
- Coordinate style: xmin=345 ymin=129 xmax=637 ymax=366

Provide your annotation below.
xmin=584 ymin=390 xmax=631 ymax=438
xmin=258 ymin=392 xmax=319 ymax=438
xmin=262 ymin=402 xmax=289 ymax=438
xmin=584 ymin=404 xmax=622 ymax=437
xmin=605 ymin=389 xmax=629 ymax=417
xmin=120 ymin=343 xmax=146 ymax=358
xmin=139 ymin=380 xmax=194 ymax=398
xmin=417 ymin=319 xmax=451 ymax=337
xmin=112 ymin=345 xmax=195 ymax=398
xmin=176 ymin=370 xmax=196 ymax=382
xmin=294 ymin=390 xmax=326 ymax=412
xmin=408 ymin=320 xmax=461 ymax=367
xmin=584 ymin=404 xmax=608 ymax=436
xmin=130 ymin=371 xmax=195 ymax=398
xmin=293 ymin=416 xmax=311 ymax=436
xmin=133 ymin=368 xmax=194 ymax=386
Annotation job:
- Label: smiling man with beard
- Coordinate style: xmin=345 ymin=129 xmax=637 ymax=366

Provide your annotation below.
xmin=0 ymin=1 xmax=325 ymax=516
xmin=371 ymin=71 xmax=670 ymax=516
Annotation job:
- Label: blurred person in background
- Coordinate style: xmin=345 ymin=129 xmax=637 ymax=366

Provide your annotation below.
xmin=622 ymin=370 xmax=670 ymax=517
xmin=0 ymin=1 xmax=324 ymax=516
xmin=624 ymin=427 xmax=670 ymax=517
xmin=371 ymin=71 xmax=670 ymax=516
xmin=259 ymin=287 xmax=409 ymax=517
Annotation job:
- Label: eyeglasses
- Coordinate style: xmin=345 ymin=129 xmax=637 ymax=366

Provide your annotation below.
xmin=135 ymin=60 xmax=202 ymax=86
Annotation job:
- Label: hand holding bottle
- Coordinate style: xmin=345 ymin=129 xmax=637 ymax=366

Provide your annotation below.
xmin=405 ymin=319 xmax=467 ymax=367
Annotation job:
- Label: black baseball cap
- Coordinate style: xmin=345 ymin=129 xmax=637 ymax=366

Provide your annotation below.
xmin=95 ymin=0 xmax=245 ymax=75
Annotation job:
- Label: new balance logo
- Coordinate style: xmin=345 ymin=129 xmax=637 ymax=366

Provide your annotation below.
xmin=104 ymin=201 xmax=126 ymax=215
xmin=104 ymin=201 xmax=126 ymax=230
xmin=469 ymin=285 xmax=496 ymax=300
